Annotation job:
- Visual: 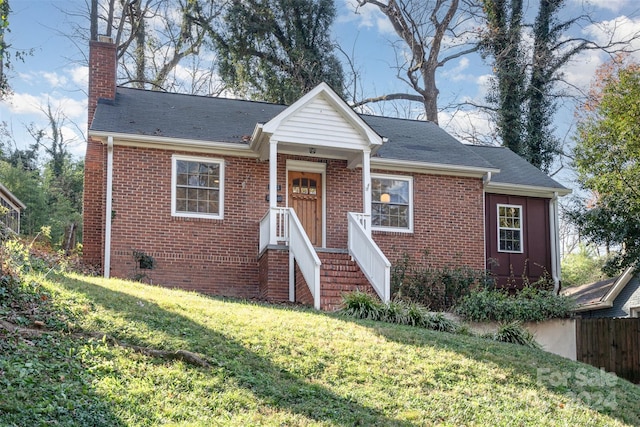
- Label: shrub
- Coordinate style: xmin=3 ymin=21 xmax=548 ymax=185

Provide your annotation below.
xmin=455 ymin=286 xmax=576 ymax=323
xmin=340 ymin=290 xmax=384 ymax=320
xmin=421 ymin=312 xmax=458 ymax=333
xmin=340 ymin=292 xmax=460 ymax=334
xmin=487 ymin=321 xmax=540 ymax=348
xmin=391 ymin=251 xmax=489 ymax=311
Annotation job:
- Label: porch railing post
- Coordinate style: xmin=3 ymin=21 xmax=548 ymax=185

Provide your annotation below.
xmin=269 ymin=139 xmax=278 ymax=245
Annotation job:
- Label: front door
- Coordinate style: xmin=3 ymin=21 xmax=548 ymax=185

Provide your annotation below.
xmin=289 ymin=171 xmax=322 ymax=246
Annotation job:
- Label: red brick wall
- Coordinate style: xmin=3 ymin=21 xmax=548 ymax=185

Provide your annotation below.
xmin=372 ymin=171 xmax=485 ymax=272
xmin=83 ymin=39 xmax=117 ymax=268
xmin=295 ymin=263 xmax=314 ymax=306
xmin=258 ymin=248 xmax=289 ymax=301
xmin=108 ymin=146 xmax=271 ymax=297
xmin=103 ymin=144 xmax=485 ymax=299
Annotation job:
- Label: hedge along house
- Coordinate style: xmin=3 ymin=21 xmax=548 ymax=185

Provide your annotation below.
xmin=84 ymin=38 xmax=570 ymax=310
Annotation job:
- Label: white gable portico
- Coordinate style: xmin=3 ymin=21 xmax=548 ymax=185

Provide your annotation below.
xmin=253 ymin=83 xmax=390 ymax=310
xmin=251 ymin=82 xmax=385 ymax=245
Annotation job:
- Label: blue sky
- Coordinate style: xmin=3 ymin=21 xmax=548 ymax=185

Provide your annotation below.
xmin=2 ymin=0 xmax=639 ymax=188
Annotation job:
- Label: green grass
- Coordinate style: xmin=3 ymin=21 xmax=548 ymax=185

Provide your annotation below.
xmin=2 ymin=273 xmax=639 ymax=426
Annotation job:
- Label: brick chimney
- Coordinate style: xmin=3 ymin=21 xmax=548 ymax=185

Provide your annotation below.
xmin=83 ymin=36 xmax=117 ymax=270
xmin=88 ymin=36 xmax=117 ymax=129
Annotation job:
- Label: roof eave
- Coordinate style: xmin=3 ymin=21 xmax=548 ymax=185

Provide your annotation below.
xmin=0 ymin=182 xmax=26 ymax=210
xmin=371 ymin=157 xmax=499 ymax=177
xmin=573 ymin=300 xmax=614 ymax=312
xmin=88 ymin=130 xmax=257 ymax=158
xmin=485 ymin=182 xmax=572 ymax=198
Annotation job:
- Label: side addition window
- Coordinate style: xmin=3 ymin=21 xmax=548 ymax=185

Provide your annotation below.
xmin=172 ymin=155 xmax=224 ymax=219
xmin=371 ymin=175 xmax=413 ymax=232
xmin=498 ymin=204 xmax=522 ymax=253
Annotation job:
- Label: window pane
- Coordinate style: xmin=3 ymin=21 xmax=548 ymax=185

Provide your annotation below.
xmin=498 ymin=206 xmax=522 ymax=252
xmin=174 ymin=158 xmax=222 ymax=216
xmin=371 ymin=176 xmax=411 ymax=229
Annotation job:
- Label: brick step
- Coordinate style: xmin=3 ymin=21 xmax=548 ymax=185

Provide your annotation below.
xmin=316 ymin=251 xmax=374 ymax=311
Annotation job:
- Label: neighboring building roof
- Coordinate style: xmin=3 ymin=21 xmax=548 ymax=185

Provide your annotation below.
xmin=91 ymin=86 xmax=564 ymax=190
xmin=563 ymin=267 xmax=635 ymax=312
xmin=0 ymin=182 xmax=26 ymax=210
xmin=467 ymin=145 xmax=569 ymax=193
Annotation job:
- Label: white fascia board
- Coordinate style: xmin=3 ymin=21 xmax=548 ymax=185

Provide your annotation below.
xmin=573 ymin=300 xmax=614 ymax=312
xmin=263 ymin=82 xmax=383 ymax=147
xmin=485 ymin=182 xmax=572 ymax=198
xmin=249 ymin=123 xmax=264 ymax=151
xmin=602 ymin=267 xmax=635 ymax=305
xmin=0 ymin=182 xmax=26 ymax=210
xmin=89 ymin=131 xmax=258 ymax=158
xmin=370 ymin=157 xmax=499 ymax=178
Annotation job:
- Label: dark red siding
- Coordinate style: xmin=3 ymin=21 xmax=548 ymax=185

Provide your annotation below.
xmin=485 ymin=193 xmax=551 ymax=287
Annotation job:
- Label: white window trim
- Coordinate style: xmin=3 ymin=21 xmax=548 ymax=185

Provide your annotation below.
xmin=630 ymin=306 xmax=640 ymax=318
xmin=497 ymin=203 xmax=523 ymax=253
xmin=371 ymin=173 xmax=413 ymax=233
xmin=171 ymin=154 xmax=224 ymax=219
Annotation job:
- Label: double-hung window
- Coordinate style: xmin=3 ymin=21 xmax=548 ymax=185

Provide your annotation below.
xmin=497 ymin=204 xmax=522 ymax=252
xmin=171 ymin=155 xmax=224 ymax=219
xmin=371 ymin=174 xmax=413 ymax=232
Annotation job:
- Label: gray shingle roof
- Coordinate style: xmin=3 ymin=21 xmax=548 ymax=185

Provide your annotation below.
xmin=91 ymin=87 xmax=286 ymax=143
xmin=362 ymin=115 xmax=496 ymax=170
xmin=91 ymin=87 xmax=564 ymax=189
xmin=467 ymin=145 xmax=568 ymax=190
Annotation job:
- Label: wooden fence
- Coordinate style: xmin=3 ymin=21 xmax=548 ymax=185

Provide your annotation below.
xmin=576 ymin=318 xmax=640 ymax=384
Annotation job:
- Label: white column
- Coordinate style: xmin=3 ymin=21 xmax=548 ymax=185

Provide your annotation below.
xmin=362 ymin=149 xmax=371 ymax=235
xmin=269 ymin=139 xmax=278 ymax=245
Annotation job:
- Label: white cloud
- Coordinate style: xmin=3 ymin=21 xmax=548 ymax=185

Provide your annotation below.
xmin=3 ymin=92 xmax=87 ymax=123
xmin=563 ymin=15 xmax=640 ymax=93
xmin=69 ymin=66 xmax=89 ymax=89
xmin=439 ymin=108 xmax=496 ymax=145
xmin=41 ymin=72 xmax=68 ymax=88
xmin=570 ymin=0 xmax=630 ymax=13
xmin=338 ymin=0 xmax=395 ymax=34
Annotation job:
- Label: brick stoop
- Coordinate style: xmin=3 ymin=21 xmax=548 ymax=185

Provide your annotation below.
xmin=317 ymin=251 xmax=377 ymax=311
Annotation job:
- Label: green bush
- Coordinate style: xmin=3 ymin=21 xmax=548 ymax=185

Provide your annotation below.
xmin=455 ymin=286 xmax=576 ymax=323
xmin=486 ymin=321 xmax=540 ymax=348
xmin=391 ymin=252 xmax=489 ymax=311
xmin=340 ymin=290 xmax=384 ymax=320
xmin=340 ymin=291 xmax=460 ymax=334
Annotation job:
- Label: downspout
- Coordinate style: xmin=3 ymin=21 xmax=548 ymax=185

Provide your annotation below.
xmin=104 ymin=136 xmax=114 ymax=278
xmin=482 ymin=172 xmax=492 ymax=274
xmin=550 ymin=192 xmax=561 ymax=294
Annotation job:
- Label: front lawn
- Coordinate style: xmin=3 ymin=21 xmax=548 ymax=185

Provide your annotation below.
xmin=1 ymin=273 xmax=638 ymax=426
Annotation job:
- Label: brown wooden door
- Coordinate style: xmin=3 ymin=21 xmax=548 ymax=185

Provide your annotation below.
xmin=289 ymin=171 xmax=322 ymax=246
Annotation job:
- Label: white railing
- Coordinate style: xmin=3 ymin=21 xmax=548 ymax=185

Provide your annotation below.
xmin=288 ymin=209 xmax=322 ymax=309
xmin=259 ymin=207 xmax=290 ymax=253
xmin=352 ymin=212 xmax=371 ymax=235
xmin=347 ymin=212 xmax=391 ymax=303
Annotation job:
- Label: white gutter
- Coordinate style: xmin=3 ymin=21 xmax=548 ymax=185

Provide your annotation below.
xmin=104 ymin=136 xmax=114 ymax=279
xmin=550 ymin=192 xmax=561 ymax=294
xmin=371 ymin=157 xmax=499 ymax=178
xmin=88 ymin=131 xmax=258 ymax=158
xmin=485 ymin=181 xmax=572 ymax=198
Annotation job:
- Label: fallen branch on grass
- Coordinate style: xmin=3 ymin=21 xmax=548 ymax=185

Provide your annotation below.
xmin=0 ymin=319 xmax=209 ymax=368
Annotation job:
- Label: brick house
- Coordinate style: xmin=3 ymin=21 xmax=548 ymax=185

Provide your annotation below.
xmin=84 ymin=38 xmax=570 ymax=310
